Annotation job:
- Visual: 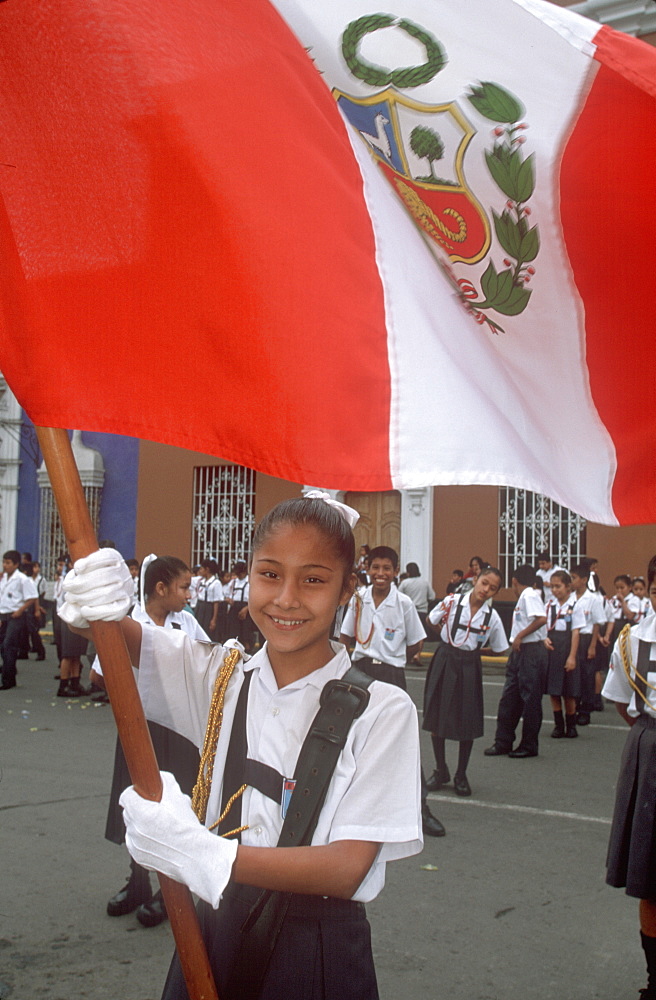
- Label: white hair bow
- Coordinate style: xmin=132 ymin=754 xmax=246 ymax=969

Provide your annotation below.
xmin=304 ymin=490 xmax=360 ymax=529
xmin=140 ymin=553 xmax=158 ymax=612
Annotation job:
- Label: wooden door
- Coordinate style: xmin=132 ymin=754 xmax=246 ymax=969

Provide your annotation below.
xmin=345 ymin=491 xmax=401 ymax=555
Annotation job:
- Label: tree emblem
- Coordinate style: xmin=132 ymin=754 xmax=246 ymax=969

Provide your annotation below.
xmin=409 ymin=126 xmax=450 ymax=185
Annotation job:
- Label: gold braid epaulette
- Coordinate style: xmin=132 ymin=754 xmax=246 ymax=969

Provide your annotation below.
xmin=191 ymin=646 xmax=243 ymax=826
xmin=618 ymin=623 xmax=656 ymax=707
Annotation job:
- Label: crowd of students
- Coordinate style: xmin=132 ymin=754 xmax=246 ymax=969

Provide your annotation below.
xmin=4 ymin=524 xmax=656 ymax=998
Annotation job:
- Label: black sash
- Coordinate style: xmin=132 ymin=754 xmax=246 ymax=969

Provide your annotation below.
xmin=450 ymin=595 xmax=493 ymax=647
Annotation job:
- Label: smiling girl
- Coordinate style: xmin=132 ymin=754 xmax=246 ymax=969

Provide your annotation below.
xmin=61 ymin=495 xmax=422 ymax=1000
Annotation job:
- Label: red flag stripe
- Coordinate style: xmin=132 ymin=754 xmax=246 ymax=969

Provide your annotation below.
xmin=560 ymin=26 xmax=656 ymax=524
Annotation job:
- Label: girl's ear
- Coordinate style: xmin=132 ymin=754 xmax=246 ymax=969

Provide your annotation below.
xmin=339 ymin=572 xmax=357 ymax=608
xmin=155 ymin=580 xmax=167 ymax=598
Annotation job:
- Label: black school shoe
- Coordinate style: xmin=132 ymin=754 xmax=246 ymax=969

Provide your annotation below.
xmin=136 ymin=890 xmax=168 ymax=927
xmin=425 ymin=766 xmax=451 ymax=791
xmin=422 ymin=804 xmax=446 ymax=837
xmin=107 ymin=876 xmax=152 ymax=917
xmin=508 ymin=746 xmax=538 ymax=758
xmin=484 ymin=743 xmax=511 ymax=756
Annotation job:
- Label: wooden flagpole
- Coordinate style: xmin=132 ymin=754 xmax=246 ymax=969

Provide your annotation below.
xmin=36 ymin=426 xmax=219 ymax=1000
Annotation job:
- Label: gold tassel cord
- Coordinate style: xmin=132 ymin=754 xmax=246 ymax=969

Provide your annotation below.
xmin=618 ymin=624 xmax=656 ymax=706
xmin=192 ymin=647 xmax=242 ymax=825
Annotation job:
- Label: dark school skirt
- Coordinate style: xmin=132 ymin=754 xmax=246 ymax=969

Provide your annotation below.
xmin=606 ymin=714 xmax=656 ymax=899
xmin=161 ymin=883 xmax=379 ymax=1000
xmin=195 ymin=599 xmax=216 ymax=640
xmin=422 ymin=643 xmax=484 ymax=741
xmin=60 ymin=619 xmax=89 ymax=658
xmin=546 ymin=630 xmax=580 ymax=698
xmin=104 ymin=722 xmax=200 ymax=845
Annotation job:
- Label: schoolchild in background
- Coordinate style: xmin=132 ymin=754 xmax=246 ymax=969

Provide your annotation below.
xmin=0 ymin=550 xmax=39 ymax=690
xmin=536 ymin=552 xmax=567 ymax=604
xmin=100 ymin=555 xmax=210 ymax=928
xmin=224 ymin=562 xmax=256 ymax=652
xmin=195 ymin=559 xmax=223 ymax=641
xmin=22 ymin=559 xmax=46 ymax=661
xmin=571 ymin=563 xmax=608 ymax=726
xmin=544 ymin=570 xmax=584 ymax=739
xmin=340 ymin=545 xmax=425 ymax=690
xmin=627 ymin=577 xmax=652 ymax=625
xmin=423 ymin=567 xmax=508 ymax=796
xmin=602 ymin=559 xmax=656 ymax=1000
xmin=485 ymin=564 xmax=547 ymax=759
xmin=355 ymin=544 xmax=370 ymax=577
xmin=126 ymin=558 xmax=140 ymax=606
xmin=61 ymin=494 xmax=423 ymax=1000
xmin=188 ymin=566 xmax=202 ymax=611
xmin=446 ymin=569 xmax=464 ymax=595
xmin=609 ymin=574 xmax=635 ymax=645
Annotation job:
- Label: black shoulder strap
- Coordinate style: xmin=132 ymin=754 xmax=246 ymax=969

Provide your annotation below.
xmin=276 ymin=665 xmax=373 ymax=848
xmin=477 ymin=603 xmax=493 ymax=646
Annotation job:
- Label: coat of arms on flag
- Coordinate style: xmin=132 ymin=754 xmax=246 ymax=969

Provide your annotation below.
xmin=335 ymin=14 xmax=541 ymax=334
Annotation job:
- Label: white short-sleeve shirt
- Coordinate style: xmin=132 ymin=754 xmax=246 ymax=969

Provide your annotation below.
xmin=137 ymin=632 xmax=423 ymax=901
xmin=573 ymin=590 xmax=607 ymax=634
xmin=428 ymin=592 xmax=508 ymax=652
xmin=198 ymin=576 xmax=224 ymax=603
xmin=341 ymin=586 xmax=426 ymax=668
xmin=545 ymin=594 xmax=585 ymax=633
xmin=602 ymin=616 xmax=656 ymax=718
xmin=0 ymin=571 xmax=38 ymax=614
xmin=626 ymin=593 xmax=651 ymax=624
xmin=510 ymin=587 xmax=547 ymax=643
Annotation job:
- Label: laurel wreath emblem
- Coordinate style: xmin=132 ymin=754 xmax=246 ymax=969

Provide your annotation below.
xmin=453 ymin=82 xmax=540 ymax=334
xmin=341 ymin=14 xmax=446 ymax=89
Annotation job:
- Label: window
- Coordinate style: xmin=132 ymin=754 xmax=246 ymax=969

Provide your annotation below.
xmin=498 ymin=487 xmax=587 ymax=586
xmin=191 ymin=465 xmax=256 ymax=571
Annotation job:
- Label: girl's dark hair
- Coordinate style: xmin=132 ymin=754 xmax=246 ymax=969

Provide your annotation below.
xmin=406 ymin=562 xmax=420 ymax=578
xmin=551 ymin=570 xmax=571 ymax=587
xmin=571 ymin=562 xmax=590 ymax=579
xmin=479 ymin=565 xmax=502 ymax=583
xmin=201 ymin=558 xmax=219 ymax=574
xmin=633 ymin=576 xmax=646 ymax=585
xmin=614 ymin=574 xmax=632 ymax=587
xmin=648 ymin=557 xmax=656 ymax=587
xmin=144 ymin=556 xmax=189 ymax=599
xmin=251 ymin=497 xmax=355 ymax=584
xmin=470 ymin=555 xmax=485 ymax=569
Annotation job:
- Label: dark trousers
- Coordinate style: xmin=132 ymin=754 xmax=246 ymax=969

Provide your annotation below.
xmin=0 ymin=615 xmax=24 ymax=685
xmin=355 ymin=658 xmax=407 ymax=691
xmin=494 ymin=642 xmax=548 ymax=754
xmin=578 ymin=634 xmax=596 ymax=713
xmin=26 ymin=609 xmax=45 ymax=657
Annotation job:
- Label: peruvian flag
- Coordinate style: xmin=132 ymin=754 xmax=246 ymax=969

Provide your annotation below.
xmin=0 ymin=0 xmax=654 ymax=525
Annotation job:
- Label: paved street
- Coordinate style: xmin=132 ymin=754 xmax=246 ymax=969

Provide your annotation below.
xmin=0 ymin=644 xmax=642 ymax=1000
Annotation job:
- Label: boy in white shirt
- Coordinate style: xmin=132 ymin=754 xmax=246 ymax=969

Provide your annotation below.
xmin=340 ymin=545 xmax=425 ymax=690
xmin=0 ymin=550 xmax=39 ymax=690
xmin=536 ymin=551 xmax=566 ymax=604
xmin=485 ymin=564 xmax=547 ymax=758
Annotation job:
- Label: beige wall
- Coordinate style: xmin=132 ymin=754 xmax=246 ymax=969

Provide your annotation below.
xmin=135 ymin=441 xmax=300 ymax=565
xmin=430 ymin=485 xmax=656 ymax=600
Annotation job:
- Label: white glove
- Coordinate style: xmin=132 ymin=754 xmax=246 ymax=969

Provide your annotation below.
xmin=59 ymin=549 xmax=134 ymax=628
xmin=120 ymin=771 xmax=238 ymax=909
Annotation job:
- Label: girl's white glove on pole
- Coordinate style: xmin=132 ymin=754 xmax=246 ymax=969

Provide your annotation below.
xmin=59 ymin=549 xmax=134 ymax=628
xmin=120 ymin=771 xmax=238 ymax=909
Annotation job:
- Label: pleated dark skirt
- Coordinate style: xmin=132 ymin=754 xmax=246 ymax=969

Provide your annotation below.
xmin=606 ymin=715 xmax=656 ymax=899
xmin=60 ymin=619 xmax=89 ymax=658
xmin=104 ymin=721 xmax=200 ymax=844
xmin=195 ymin=600 xmax=215 ymax=639
xmin=161 ymin=884 xmax=379 ymax=1000
xmin=546 ymin=630 xmax=580 ymax=697
xmin=422 ymin=644 xmax=484 ymax=741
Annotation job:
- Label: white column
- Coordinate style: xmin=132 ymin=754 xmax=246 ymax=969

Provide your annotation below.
xmin=0 ymin=375 xmax=22 ymax=554
xmin=400 ymin=487 xmax=434 ymax=581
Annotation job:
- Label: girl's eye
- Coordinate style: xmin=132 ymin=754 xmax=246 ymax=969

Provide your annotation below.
xmin=306 ymin=577 xmax=325 ymax=585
